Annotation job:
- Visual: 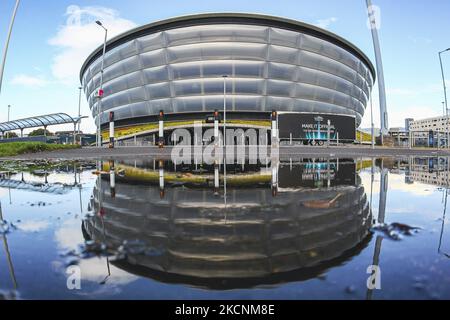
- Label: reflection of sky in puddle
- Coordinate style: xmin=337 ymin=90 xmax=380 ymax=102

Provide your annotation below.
xmin=0 ymin=157 xmax=450 ymax=299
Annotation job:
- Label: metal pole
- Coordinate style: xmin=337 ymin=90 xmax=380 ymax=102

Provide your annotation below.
xmin=223 ymin=75 xmax=227 ymax=198
xmin=0 ymin=0 xmax=20 ymax=95
xmin=370 ymin=91 xmax=375 ymax=149
xmin=96 ymin=22 xmax=108 ymax=147
xmin=7 ymin=105 xmax=10 ymax=139
xmin=378 ymin=160 xmax=388 ymax=224
xmin=73 ymin=123 xmax=76 ymax=144
xmin=439 ymin=49 xmax=450 ymax=148
xmin=223 ymin=76 xmax=227 ymax=148
xmin=327 ymin=119 xmax=331 ymax=147
xmin=366 ymin=0 xmax=389 ymax=143
xmin=77 ymin=86 xmax=82 ymax=144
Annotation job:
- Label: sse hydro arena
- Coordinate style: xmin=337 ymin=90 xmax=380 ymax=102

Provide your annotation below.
xmin=80 ymin=13 xmax=375 ymax=145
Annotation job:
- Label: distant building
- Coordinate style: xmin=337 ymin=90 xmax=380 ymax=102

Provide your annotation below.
xmin=405 ymin=118 xmax=414 ymax=132
xmin=409 ymin=116 xmax=450 ymax=132
xmin=408 ymin=158 xmax=450 ymax=187
xmin=388 ymin=127 xmax=408 ymax=146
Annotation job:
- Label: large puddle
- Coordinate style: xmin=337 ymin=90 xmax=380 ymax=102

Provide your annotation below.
xmin=0 ymin=157 xmax=449 ymax=299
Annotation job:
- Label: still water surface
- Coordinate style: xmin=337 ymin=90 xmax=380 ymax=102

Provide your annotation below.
xmin=0 ymin=157 xmax=449 ymax=299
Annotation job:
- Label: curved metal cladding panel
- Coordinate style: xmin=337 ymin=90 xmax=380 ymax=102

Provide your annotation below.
xmin=81 ymin=14 xmax=374 ymax=127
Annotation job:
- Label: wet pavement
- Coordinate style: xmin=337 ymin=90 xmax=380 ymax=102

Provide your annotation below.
xmin=2 ymin=145 xmax=449 ymax=161
xmin=1 ymin=156 xmax=450 ymax=299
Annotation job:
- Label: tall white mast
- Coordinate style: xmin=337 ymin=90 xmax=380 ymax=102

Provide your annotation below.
xmin=366 ymin=0 xmax=389 ymax=142
xmin=0 ymin=0 xmax=21 ymax=95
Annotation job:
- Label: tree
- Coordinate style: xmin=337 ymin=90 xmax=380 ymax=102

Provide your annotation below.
xmin=5 ymin=131 xmax=18 ymax=138
xmin=29 ymin=128 xmax=53 ymax=136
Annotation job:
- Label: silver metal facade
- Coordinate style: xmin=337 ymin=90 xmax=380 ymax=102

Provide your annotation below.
xmin=81 ymin=16 xmax=374 ymax=127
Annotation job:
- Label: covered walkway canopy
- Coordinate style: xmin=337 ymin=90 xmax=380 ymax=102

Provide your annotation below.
xmin=0 ymin=113 xmax=85 ymax=135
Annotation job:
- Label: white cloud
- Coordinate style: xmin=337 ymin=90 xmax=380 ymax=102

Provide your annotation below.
xmin=18 ymin=220 xmax=50 ymax=232
xmin=53 ymin=218 xmax=138 ymax=293
xmin=361 ymin=82 xmax=448 ymax=128
xmin=315 ymin=17 xmax=338 ymax=29
xmin=11 ymin=74 xmax=48 ymax=88
xmin=48 ymin=5 xmax=137 ymax=84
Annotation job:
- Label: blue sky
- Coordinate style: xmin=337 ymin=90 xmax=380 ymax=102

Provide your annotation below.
xmin=0 ymin=0 xmax=449 ymax=133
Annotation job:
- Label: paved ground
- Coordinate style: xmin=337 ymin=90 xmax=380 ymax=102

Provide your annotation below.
xmin=1 ymin=145 xmax=449 ymax=161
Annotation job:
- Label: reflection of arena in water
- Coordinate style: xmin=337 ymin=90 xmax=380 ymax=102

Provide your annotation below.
xmin=83 ymin=159 xmax=371 ymax=289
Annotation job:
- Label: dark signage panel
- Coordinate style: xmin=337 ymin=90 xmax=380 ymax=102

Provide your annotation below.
xmin=278 ymin=113 xmax=356 ymax=141
xmin=279 ymin=159 xmax=356 ymax=188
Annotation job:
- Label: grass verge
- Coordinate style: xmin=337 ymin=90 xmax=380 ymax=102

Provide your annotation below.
xmin=101 ymin=120 xmax=271 ymax=140
xmin=0 ymin=142 xmax=80 ymax=157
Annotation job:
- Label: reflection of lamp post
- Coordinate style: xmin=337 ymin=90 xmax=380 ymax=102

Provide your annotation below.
xmin=439 ymin=159 xmax=450 ymax=258
xmin=314 ymin=116 xmax=323 ymax=141
xmin=95 ymin=20 xmax=108 ymax=147
xmin=0 ymin=202 xmax=18 ymax=291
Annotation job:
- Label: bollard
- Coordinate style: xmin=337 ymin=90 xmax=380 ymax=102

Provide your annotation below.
xmin=159 ymin=160 xmax=165 ymax=198
xmin=158 ymin=110 xmax=164 ymax=148
xmin=271 ymin=111 xmax=278 ymax=147
xmin=109 ymin=160 xmax=116 ymax=199
xmin=214 ymin=160 xmax=220 ymax=195
xmin=271 ymin=160 xmax=278 ymax=197
xmin=109 ymin=112 xmax=115 ymax=149
xmin=214 ymin=110 xmax=220 ymax=146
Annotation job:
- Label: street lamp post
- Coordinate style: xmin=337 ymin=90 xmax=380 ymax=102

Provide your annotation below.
xmin=77 ymin=86 xmax=82 ymax=144
xmin=0 ymin=0 xmax=20 ymax=96
xmin=370 ymin=92 xmax=375 ymax=149
xmin=95 ymin=21 xmax=108 ymax=147
xmin=222 ymin=75 xmax=228 ymax=198
xmin=439 ymin=48 xmax=450 ymax=148
xmin=6 ymin=105 xmax=10 ymax=139
xmin=222 ymin=75 xmax=228 ymax=147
